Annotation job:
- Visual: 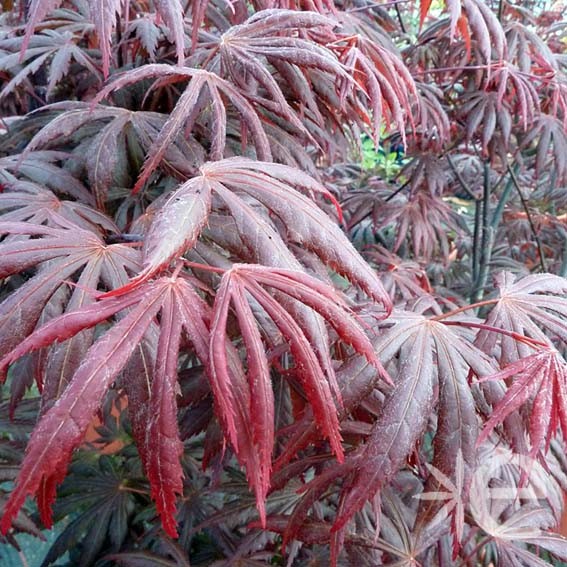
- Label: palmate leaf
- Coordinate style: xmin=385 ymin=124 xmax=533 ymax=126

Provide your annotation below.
xmin=283 ymin=308 xmax=494 ymax=545
xmin=491 ymin=63 xmax=540 ymax=131
xmin=90 ymin=0 xmax=122 ymax=78
xmin=109 ymin=158 xmax=391 ymax=315
xmin=0 ymin=274 xmax=211 ymax=538
xmin=521 ymin=114 xmax=567 ymax=182
xmin=209 ymin=264 xmax=386 ymax=522
xmin=124 ymin=14 xmax=161 ymax=60
xmin=212 ymin=9 xmax=344 ymax=133
xmin=0 ymin=150 xmax=95 ymax=205
xmin=200 ymin=159 xmax=390 ymax=310
xmin=470 ymin=499 xmax=567 ymax=566
xmin=0 ymin=180 xmax=118 ymax=232
xmin=0 ymin=260 xmax=384 ymax=538
xmin=22 ymin=103 xmax=205 ymax=208
xmin=0 ymin=220 xmax=139 ymax=366
xmin=477 ymin=348 xmax=567 ymax=459
xmin=475 ymin=272 xmax=567 ymax=364
xmin=336 ymin=34 xmax=418 ymax=143
xmin=272 ymin=332 xmax=384 ymax=472
xmin=506 ymin=22 xmax=558 ymax=75
xmin=39 ymin=455 xmax=136 ymax=567
xmin=153 ymin=0 xmax=186 ymax=67
xmin=19 ymin=0 xmax=62 ymax=56
xmin=0 ymin=284 xmax=164 ymax=535
xmin=366 ymin=248 xmax=433 ymax=302
xmin=20 ymin=0 xmax=186 ymax=77
xmin=94 ymin=65 xmax=273 ymax=191
xmin=0 ymin=30 xmax=101 ymax=100
xmin=330 ymin=318 xmax=436 ymax=534
xmin=375 ymin=190 xmax=464 ymax=260
xmin=208 ymin=183 xmax=345 ymax=419
xmin=460 ymin=90 xmax=513 ymax=150
xmin=420 ymin=0 xmax=506 ymax=63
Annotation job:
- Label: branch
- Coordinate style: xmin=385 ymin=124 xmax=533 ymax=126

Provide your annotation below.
xmin=471 ymin=162 xmax=493 ymax=302
xmin=506 ymin=164 xmax=547 ymax=273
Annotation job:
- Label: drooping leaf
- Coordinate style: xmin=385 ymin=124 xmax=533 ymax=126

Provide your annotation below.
xmin=0 ymin=221 xmax=140 ymax=364
xmin=145 ymin=287 xmax=184 ymax=538
xmin=202 ymin=158 xmax=390 ymax=311
xmin=20 ymin=0 xmax=64 ymax=58
xmin=209 ymin=264 xmax=385 ymax=520
xmin=332 ymin=321 xmax=436 ymax=532
xmin=0 ymin=283 xmax=165 ymax=534
xmin=0 ymin=274 xmax=212 ymax=536
xmin=154 ymin=0 xmax=186 ymax=66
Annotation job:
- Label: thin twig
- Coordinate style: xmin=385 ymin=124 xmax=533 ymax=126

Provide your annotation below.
xmin=385 ymin=179 xmax=410 ymax=202
xmin=413 ymin=64 xmax=497 ymax=76
xmin=479 ymin=163 xmax=491 ymax=271
xmin=394 ymin=2 xmax=406 ymax=34
xmin=116 ymin=13 xmax=124 ymax=69
xmin=17 ymin=549 xmax=29 ymax=567
xmin=506 ymin=163 xmax=547 ymax=272
xmin=184 ymin=259 xmax=225 ymax=274
xmin=497 ymin=0 xmax=505 ymax=21
xmin=441 ymin=320 xmax=548 ymax=349
xmin=347 ymin=0 xmax=410 ymax=12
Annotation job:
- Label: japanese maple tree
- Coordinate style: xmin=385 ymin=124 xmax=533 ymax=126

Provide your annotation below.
xmin=0 ymin=0 xmax=567 ymax=565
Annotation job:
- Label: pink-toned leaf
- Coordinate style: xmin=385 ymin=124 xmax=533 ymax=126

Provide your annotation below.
xmin=21 ymin=1 xmax=63 ymax=57
xmin=125 ymin=177 xmax=212 ymax=289
xmin=477 ymin=349 xmax=567 ymax=458
xmin=333 ymin=325 xmax=436 ymax=531
xmin=202 ymin=159 xmax=390 ymax=312
xmin=155 ymin=0 xmax=186 ymax=66
xmin=145 ymin=287 xmax=184 ymax=538
xmin=0 ymin=286 xmax=165 ymax=534
xmin=90 ymin=0 xmax=122 ymax=78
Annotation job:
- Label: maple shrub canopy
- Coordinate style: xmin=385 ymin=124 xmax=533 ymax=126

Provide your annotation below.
xmin=0 ymin=0 xmax=567 ymax=565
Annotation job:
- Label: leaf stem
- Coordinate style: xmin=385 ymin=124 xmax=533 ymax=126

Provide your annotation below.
xmin=413 ymin=64 xmax=497 ymax=76
xmin=394 ymin=3 xmax=406 ymax=34
xmin=497 ymin=0 xmax=505 ymax=21
xmin=347 ymin=0 xmax=409 ymax=11
xmin=559 ymin=228 xmax=567 ymax=278
xmin=440 ymin=320 xmax=548 ymax=349
xmin=118 ymin=483 xmax=149 ymax=496
xmin=430 ymin=298 xmax=498 ymax=321
xmin=385 ymin=179 xmax=410 ymax=202
xmin=116 ymin=13 xmax=124 ymax=69
xmin=183 ymin=260 xmax=226 ymax=274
